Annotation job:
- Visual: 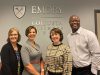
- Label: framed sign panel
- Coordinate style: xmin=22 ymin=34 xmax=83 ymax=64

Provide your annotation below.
xmin=94 ymin=10 xmax=100 ymax=43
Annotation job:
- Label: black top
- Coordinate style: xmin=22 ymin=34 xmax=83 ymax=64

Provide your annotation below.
xmin=1 ymin=42 xmax=24 ymax=75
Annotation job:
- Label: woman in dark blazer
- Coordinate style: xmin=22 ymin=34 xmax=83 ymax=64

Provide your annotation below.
xmin=0 ymin=53 xmax=2 ymax=75
xmin=1 ymin=27 xmax=24 ymax=75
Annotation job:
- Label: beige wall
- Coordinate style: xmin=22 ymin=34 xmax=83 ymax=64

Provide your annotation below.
xmin=0 ymin=0 xmax=100 ymax=58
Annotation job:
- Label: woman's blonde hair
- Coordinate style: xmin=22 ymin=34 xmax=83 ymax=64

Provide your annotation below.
xmin=7 ymin=27 xmax=21 ymax=42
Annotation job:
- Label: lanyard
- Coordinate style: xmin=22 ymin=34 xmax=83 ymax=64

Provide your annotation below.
xmin=15 ymin=51 xmax=20 ymax=75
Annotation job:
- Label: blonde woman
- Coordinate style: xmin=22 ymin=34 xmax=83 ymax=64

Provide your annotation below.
xmin=1 ymin=27 xmax=24 ymax=75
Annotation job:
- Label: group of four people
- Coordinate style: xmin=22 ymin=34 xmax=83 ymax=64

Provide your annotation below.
xmin=0 ymin=15 xmax=100 ymax=75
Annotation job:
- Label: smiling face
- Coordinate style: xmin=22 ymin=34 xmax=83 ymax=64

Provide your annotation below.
xmin=50 ymin=32 xmax=61 ymax=44
xmin=50 ymin=28 xmax=63 ymax=45
xmin=27 ymin=28 xmax=37 ymax=41
xmin=25 ymin=26 xmax=37 ymax=42
xmin=8 ymin=28 xmax=19 ymax=44
xmin=69 ymin=15 xmax=80 ymax=33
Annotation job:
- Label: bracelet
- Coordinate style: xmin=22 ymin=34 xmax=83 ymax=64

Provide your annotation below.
xmin=41 ymin=69 xmax=44 ymax=71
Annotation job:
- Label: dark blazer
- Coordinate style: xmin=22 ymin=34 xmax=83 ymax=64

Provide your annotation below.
xmin=1 ymin=42 xmax=24 ymax=75
xmin=0 ymin=53 xmax=1 ymax=75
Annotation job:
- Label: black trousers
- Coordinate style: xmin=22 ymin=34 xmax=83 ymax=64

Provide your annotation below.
xmin=0 ymin=70 xmax=2 ymax=75
xmin=72 ymin=65 xmax=95 ymax=75
xmin=97 ymin=70 xmax=100 ymax=75
xmin=48 ymin=71 xmax=62 ymax=75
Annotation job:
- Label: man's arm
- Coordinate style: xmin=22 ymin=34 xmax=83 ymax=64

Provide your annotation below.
xmin=88 ymin=32 xmax=100 ymax=75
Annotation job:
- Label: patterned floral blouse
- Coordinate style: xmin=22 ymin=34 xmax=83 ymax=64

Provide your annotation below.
xmin=46 ymin=43 xmax=72 ymax=75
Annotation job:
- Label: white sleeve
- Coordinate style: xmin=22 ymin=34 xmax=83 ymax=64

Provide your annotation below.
xmin=88 ymin=32 xmax=100 ymax=74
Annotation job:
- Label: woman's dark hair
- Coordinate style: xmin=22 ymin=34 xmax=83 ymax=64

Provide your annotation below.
xmin=50 ymin=28 xmax=63 ymax=42
xmin=25 ymin=26 xmax=37 ymax=37
xmin=7 ymin=27 xmax=21 ymax=42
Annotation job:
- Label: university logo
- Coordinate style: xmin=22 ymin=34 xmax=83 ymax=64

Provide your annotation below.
xmin=13 ymin=5 xmax=26 ymax=19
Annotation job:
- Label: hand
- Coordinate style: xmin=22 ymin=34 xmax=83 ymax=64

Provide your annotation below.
xmin=41 ymin=71 xmax=44 ymax=75
xmin=34 ymin=72 xmax=40 ymax=75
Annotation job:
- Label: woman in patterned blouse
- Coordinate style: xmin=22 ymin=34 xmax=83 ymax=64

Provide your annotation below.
xmin=45 ymin=28 xmax=72 ymax=75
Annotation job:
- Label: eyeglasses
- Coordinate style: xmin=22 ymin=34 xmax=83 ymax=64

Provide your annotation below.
xmin=10 ymin=34 xmax=18 ymax=36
